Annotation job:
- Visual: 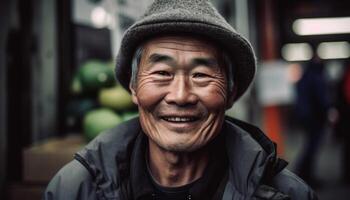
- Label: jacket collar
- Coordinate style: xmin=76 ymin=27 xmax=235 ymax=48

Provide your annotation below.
xmin=76 ymin=118 xmax=141 ymax=199
xmin=222 ymin=117 xmax=278 ymax=199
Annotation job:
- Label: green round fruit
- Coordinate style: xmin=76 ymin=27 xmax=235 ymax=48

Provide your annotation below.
xmin=78 ymin=60 xmax=116 ymax=92
xmin=98 ymin=85 xmax=135 ymax=111
xmin=83 ymin=108 xmax=122 ymax=140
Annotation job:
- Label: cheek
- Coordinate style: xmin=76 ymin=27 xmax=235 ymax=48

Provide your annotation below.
xmin=135 ymin=78 xmax=166 ymax=109
xmin=197 ymin=82 xmax=228 ymax=110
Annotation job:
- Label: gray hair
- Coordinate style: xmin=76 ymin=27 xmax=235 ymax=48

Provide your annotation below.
xmin=130 ymin=46 xmax=143 ymax=88
xmin=130 ymin=46 xmax=234 ymax=92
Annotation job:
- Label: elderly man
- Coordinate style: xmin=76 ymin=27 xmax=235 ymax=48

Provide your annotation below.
xmin=44 ymin=0 xmax=317 ymax=199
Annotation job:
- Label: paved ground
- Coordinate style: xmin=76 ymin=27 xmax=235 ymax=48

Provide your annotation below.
xmin=283 ymin=128 xmax=350 ymax=200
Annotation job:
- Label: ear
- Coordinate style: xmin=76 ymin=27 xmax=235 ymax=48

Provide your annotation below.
xmin=129 ymin=83 xmax=139 ymax=105
xmin=225 ymin=85 xmax=237 ymax=109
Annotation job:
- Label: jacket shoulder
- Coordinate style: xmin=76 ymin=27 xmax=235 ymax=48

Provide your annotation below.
xmin=272 ymin=169 xmax=318 ymax=200
xmin=43 ymin=160 xmax=97 ymax=200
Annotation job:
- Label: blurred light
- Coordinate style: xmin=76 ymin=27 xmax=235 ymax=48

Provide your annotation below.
xmin=91 ymin=7 xmax=111 ymax=28
xmin=287 ymin=63 xmax=303 ymax=83
xmin=281 ymin=43 xmax=313 ymax=61
xmin=317 ymin=41 xmax=350 ymax=59
xmin=293 ymin=17 xmax=350 ymax=35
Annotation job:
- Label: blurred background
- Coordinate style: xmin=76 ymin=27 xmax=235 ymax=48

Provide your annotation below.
xmin=0 ymin=0 xmax=350 ymax=199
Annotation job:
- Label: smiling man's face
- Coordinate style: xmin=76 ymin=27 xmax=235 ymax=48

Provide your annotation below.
xmin=130 ymin=36 xmax=231 ymax=152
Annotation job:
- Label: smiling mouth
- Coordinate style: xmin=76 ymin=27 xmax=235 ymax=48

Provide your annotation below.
xmin=161 ymin=116 xmax=199 ymax=123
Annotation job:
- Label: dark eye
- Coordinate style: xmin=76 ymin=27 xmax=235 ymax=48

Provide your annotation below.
xmin=154 ymin=71 xmax=171 ymax=76
xmin=193 ymin=73 xmax=209 ymax=78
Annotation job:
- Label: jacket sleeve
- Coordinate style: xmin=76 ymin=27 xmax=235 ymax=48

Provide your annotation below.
xmin=43 ymin=160 xmax=97 ymax=200
xmin=272 ymin=169 xmax=318 ymax=200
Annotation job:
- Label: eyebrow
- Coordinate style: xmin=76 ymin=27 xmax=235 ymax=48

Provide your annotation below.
xmin=148 ymin=53 xmax=175 ymax=65
xmin=192 ymin=58 xmax=219 ymax=68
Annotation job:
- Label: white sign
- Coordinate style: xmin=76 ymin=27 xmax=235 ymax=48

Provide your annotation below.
xmin=256 ymin=60 xmax=296 ymax=106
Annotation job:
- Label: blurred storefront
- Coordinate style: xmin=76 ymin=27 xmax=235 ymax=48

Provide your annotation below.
xmin=1 ymin=0 xmax=350 ymax=199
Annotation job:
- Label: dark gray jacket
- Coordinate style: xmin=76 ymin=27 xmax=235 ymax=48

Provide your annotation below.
xmin=44 ymin=117 xmax=317 ymax=200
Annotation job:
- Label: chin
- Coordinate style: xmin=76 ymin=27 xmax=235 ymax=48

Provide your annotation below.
xmin=157 ymin=138 xmax=209 ymax=153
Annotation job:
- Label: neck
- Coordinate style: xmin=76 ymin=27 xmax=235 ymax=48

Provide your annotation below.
xmin=147 ymin=140 xmax=209 ymax=187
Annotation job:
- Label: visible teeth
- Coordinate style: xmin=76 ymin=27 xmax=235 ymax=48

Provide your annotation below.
xmin=163 ymin=117 xmax=195 ymax=122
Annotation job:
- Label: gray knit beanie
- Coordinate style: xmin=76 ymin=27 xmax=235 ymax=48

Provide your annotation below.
xmin=115 ymin=0 xmax=256 ymax=101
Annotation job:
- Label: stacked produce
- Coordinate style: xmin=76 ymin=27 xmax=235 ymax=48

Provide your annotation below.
xmin=66 ymin=60 xmax=138 ymax=141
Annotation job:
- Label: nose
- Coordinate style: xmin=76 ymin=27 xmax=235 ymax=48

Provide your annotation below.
xmin=164 ymin=75 xmax=198 ymax=106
